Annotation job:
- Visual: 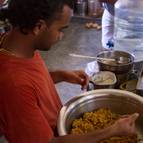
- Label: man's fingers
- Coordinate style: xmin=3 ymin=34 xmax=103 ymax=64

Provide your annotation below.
xmin=74 ymin=70 xmax=89 ymax=90
xmin=129 ymin=113 xmax=139 ymax=122
xmin=120 ymin=114 xmax=130 ymax=118
xmin=120 ymin=113 xmax=139 ymax=121
xmin=83 ymin=76 xmax=89 ymax=89
xmin=80 ymin=72 xmax=90 ymax=87
xmin=119 ymin=113 xmax=139 ymax=126
xmin=75 ymin=76 xmax=84 ymax=85
xmin=122 ymin=113 xmax=140 ymax=126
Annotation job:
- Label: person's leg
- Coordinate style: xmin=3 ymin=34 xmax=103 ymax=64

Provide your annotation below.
xmin=102 ymin=9 xmax=114 ymax=49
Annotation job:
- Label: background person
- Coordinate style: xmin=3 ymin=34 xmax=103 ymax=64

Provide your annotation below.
xmin=102 ymin=2 xmax=114 ymax=49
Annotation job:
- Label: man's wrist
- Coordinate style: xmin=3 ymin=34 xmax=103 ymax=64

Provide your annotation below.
xmin=50 ymin=70 xmax=67 ymax=83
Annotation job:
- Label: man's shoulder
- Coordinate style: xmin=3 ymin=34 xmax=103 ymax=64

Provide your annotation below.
xmin=0 ymin=64 xmax=34 ymax=88
xmin=0 ymin=50 xmax=46 ymax=90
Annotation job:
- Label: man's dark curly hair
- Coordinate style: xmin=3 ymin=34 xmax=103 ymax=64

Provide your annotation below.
xmin=0 ymin=0 xmax=73 ymax=32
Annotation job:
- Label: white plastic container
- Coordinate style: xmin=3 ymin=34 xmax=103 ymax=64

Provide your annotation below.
xmin=89 ymin=71 xmax=117 ymax=90
xmin=114 ymin=0 xmax=143 ymax=62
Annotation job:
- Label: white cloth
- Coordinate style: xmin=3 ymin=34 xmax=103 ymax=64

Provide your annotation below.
xmin=102 ymin=9 xmax=114 ymax=49
xmin=85 ymin=61 xmax=99 ymax=76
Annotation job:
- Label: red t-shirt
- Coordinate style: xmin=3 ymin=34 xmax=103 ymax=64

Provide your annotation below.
xmin=0 ymin=50 xmax=62 ymax=143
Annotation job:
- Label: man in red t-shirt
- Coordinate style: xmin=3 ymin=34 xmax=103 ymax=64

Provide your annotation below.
xmin=0 ymin=0 xmax=139 ymax=143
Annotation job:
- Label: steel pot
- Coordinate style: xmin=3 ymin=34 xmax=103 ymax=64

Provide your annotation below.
xmin=96 ymin=50 xmax=134 ymax=74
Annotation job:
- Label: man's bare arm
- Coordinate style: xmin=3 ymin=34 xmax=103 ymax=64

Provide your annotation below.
xmin=50 ymin=113 xmax=139 ymax=143
xmin=50 ymin=125 xmax=118 ymax=143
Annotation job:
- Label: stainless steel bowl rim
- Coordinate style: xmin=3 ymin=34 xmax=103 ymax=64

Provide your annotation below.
xmin=58 ymin=89 xmax=143 ymax=135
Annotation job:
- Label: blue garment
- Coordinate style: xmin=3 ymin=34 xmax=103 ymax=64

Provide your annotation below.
xmin=102 ymin=2 xmax=114 ymax=16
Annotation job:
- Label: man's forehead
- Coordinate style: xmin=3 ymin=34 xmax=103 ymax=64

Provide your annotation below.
xmin=44 ymin=5 xmax=71 ymax=28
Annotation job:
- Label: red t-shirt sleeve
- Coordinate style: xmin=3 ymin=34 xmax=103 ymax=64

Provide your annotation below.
xmin=2 ymin=84 xmax=53 ymax=143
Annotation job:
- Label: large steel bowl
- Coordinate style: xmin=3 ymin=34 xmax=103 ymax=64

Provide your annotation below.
xmin=58 ymin=89 xmax=143 ymax=139
xmin=97 ymin=50 xmax=134 ymax=74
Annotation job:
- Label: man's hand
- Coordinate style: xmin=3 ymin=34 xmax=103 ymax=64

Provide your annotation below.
xmin=50 ymin=70 xmax=89 ymax=90
xmin=111 ymin=113 xmax=139 ymax=136
xmin=99 ymin=0 xmax=117 ymax=4
xmin=62 ymin=70 xmax=89 ymax=90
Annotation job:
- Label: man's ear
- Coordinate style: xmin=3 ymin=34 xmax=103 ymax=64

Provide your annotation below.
xmin=33 ymin=20 xmax=48 ymax=35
